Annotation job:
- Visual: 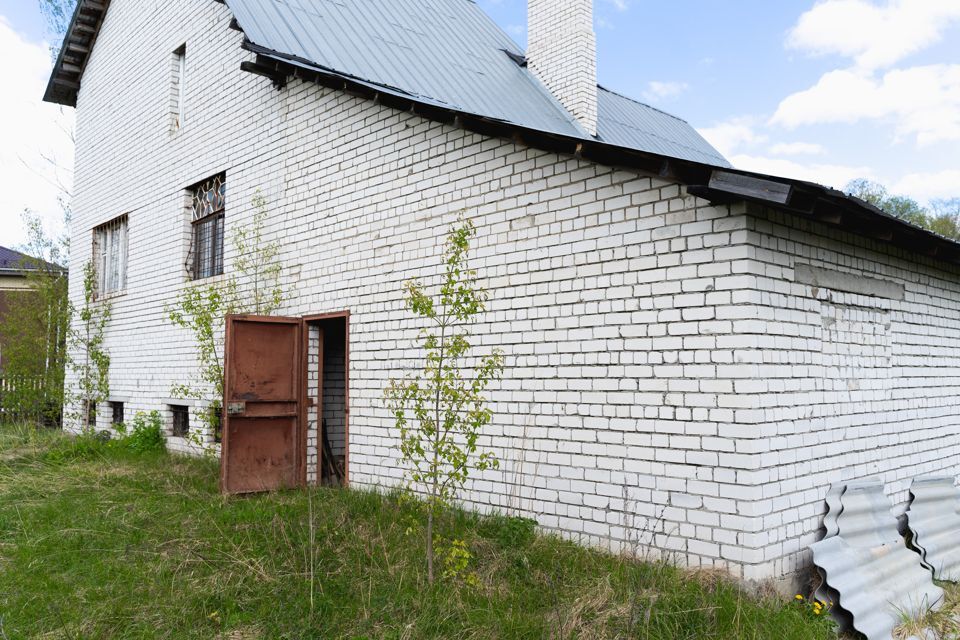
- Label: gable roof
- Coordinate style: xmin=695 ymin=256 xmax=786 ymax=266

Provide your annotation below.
xmin=43 ymin=0 xmax=960 ymax=267
xmin=44 ymin=0 xmax=728 ymax=167
xmin=0 ymin=246 xmax=64 ymax=276
xmin=225 ymin=0 xmax=730 ymax=166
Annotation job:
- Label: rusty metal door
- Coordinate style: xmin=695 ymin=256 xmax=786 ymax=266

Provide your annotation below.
xmin=220 ymin=315 xmax=304 ymax=494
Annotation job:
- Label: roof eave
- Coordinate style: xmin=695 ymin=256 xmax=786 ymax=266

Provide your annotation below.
xmin=42 ymin=0 xmax=112 ymax=107
xmin=238 ymin=49 xmax=960 ymax=267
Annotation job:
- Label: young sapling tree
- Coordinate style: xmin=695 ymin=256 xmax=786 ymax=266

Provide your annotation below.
xmin=71 ymin=261 xmax=111 ymax=430
xmin=386 ymin=218 xmax=504 ymax=584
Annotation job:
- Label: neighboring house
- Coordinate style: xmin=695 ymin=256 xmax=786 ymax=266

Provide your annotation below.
xmin=44 ymin=0 xmax=960 ymax=586
xmin=0 ymin=246 xmax=64 ymax=370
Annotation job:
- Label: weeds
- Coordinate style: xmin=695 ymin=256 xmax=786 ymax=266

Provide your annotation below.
xmin=0 ymin=423 xmax=839 ymax=639
xmin=894 ymin=581 xmax=960 ymax=640
xmin=41 ymin=411 xmax=166 ymax=464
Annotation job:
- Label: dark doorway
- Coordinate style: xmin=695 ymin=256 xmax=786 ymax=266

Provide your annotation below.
xmin=304 ymin=312 xmax=349 ymax=487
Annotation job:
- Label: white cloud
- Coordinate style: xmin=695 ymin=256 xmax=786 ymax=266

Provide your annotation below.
xmin=601 ymin=0 xmax=629 ymax=11
xmin=698 ymin=117 xmax=767 ymax=158
xmin=891 ymin=169 xmax=960 ymax=202
xmin=642 ymin=81 xmax=689 ymax=103
xmin=729 ymin=154 xmax=873 ymax=190
xmin=787 ymin=0 xmax=960 ymax=70
xmin=0 ymin=17 xmax=73 ymax=248
xmin=768 ymin=142 xmax=826 ymax=156
xmin=771 ymin=65 xmax=960 ymax=146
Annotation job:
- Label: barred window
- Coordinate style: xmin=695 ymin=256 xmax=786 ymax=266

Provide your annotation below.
xmin=93 ymin=215 xmax=128 ymax=296
xmin=190 ymin=174 xmax=225 ymax=279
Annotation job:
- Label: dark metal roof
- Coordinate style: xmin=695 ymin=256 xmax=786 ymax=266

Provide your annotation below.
xmin=42 ymin=0 xmax=960 ymax=268
xmin=0 ymin=246 xmax=64 ymax=275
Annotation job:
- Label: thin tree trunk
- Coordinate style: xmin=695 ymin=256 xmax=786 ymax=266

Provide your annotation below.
xmin=427 ymin=313 xmax=447 ymax=585
xmin=426 ymin=506 xmax=434 ymax=584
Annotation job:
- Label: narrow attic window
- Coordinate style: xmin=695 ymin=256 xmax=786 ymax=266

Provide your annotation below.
xmin=171 ymin=45 xmax=186 ymax=131
xmin=189 ymin=173 xmax=226 ymax=279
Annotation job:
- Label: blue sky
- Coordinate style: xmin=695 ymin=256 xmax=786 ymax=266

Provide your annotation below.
xmin=1 ymin=0 xmax=959 ymax=247
xmin=477 ymin=0 xmax=960 ymax=198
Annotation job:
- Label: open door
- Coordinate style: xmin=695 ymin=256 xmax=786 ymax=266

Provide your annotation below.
xmin=220 ymin=315 xmax=304 ymax=494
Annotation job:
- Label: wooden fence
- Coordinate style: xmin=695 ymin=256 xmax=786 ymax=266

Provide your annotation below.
xmin=0 ymin=375 xmax=61 ymax=426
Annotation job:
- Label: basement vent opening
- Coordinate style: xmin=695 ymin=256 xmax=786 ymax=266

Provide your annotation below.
xmin=110 ymin=401 xmax=124 ymax=426
xmin=170 ymin=405 xmax=189 ymax=437
xmin=212 ymin=406 xmax=222 ymax=444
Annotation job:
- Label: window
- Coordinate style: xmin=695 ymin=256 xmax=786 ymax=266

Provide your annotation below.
xmin=87 ymin=402 xmax=97 ymax=428
xmin=171 ymin=45 xmax=186 ymax=130
xmin=111 ymin=401 xmax=124 ymax=426
xmin=93 ymin=215 xmax=128 ymax=296
xmin=171 ymin=405 xmax=190 ymax=437
xmin=190 ymin=174 xmax=225 ymax=279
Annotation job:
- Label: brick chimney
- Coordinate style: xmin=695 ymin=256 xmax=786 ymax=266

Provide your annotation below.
xmin=527 ymin=0 xmax=598 ymax=136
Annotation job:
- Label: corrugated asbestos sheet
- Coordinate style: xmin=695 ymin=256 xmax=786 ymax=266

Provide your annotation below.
xmin=224 ymin=0 xmax=731 ymax=167
xmin=908 ymin=477 xmax=960 ymax=582
xmin=810 ymin=479 xmax=944 ymax=640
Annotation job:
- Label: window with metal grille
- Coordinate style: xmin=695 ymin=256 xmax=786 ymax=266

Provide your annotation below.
xmin=213 ymin=406 xmax=223 ymax=443
xmin=171 ymin=405 xmax=190 ymax=437
xmin=190 ymin=174 xmax=225 ymax=279
xmin=111 ymin=401 xmax=124 ymax=426
xmin=93 ymin=215 xmax=128 ymax=296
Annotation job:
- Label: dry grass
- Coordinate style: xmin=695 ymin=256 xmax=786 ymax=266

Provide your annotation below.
xmin=0 ymin=424 xmax=840 ymax=639
xmin=895 ymin=582 xmax=960 ymax=640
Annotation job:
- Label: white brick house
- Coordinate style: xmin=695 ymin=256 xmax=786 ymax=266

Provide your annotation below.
xmin=44 ymin=0 xmax=960 ymax=584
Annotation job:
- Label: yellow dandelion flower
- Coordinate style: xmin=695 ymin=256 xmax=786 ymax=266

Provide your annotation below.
xmin=795 ymin=594 xmax=804 ymax=601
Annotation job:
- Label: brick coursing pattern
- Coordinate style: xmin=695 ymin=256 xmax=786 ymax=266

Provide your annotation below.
xmin=527 ymin=0 xmax=598 ymax=135
xmin=65 ymin=0 xmax=960 ymax=582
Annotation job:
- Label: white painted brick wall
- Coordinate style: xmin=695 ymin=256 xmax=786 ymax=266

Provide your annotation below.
xmin=733 ymin=203 xmax=960 ymax=580
xmin=64 ymin=0 xmax=960 ymax=583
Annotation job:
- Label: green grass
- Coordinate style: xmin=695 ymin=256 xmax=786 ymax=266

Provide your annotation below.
xmin=0 ymin=423 xmax=837 ymax=639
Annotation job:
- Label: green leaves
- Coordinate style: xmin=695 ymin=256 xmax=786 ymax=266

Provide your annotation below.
xmin=166 ymin=190 xmax=286 ymax=446
xmin=846 ymin=179 xmax=960 ymax=241
xmin=0 ymin=212 xmax=71 ymax=426
xmin=385 ymin=217 xmax=505 ymax=582
xmin=68 ymin=261 xmax=111 ymax=430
